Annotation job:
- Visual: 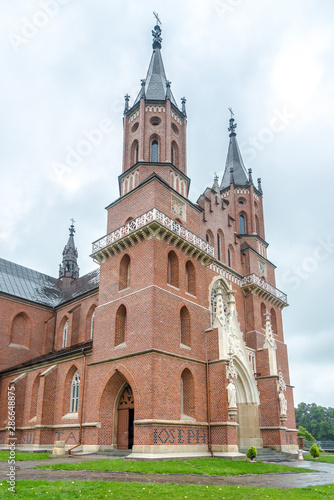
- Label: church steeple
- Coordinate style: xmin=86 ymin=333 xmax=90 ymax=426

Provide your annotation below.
xmin=120 ymin=16 xmax=188 ymax=195
xmin=59 ymin=220 xmax=79 ymax=283
xmin=220 ymin=112 xmax=249 ymax=191
xmin=132 ymin=20 xmax=180 ymax=109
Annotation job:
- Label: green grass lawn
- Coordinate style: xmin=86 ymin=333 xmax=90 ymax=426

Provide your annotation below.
xmin=304 ymin=453 xmax=334 ymax=464
xmin=36 ymin=457 xmax=310 ymax=476
xmin=0 ymin=481 xmax=333 ymax=499
xmin=0 ymin=451 xmax=51 ymax=461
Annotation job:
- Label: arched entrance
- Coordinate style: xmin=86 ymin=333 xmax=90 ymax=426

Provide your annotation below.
xmin=233 ymin=361 xmax=262 ymax=450
xmin=117 ymin=384 xmax=134 ymax=449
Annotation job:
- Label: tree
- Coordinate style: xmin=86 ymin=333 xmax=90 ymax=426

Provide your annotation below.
xmin=295 ymin=403 xmax=334 ymax=441
xmin=297 ymin=426 xmax=314 ymax=441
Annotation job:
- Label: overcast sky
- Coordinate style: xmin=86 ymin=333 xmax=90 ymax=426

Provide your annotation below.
xmin=1 ymin=0 xmax=333 ymax=408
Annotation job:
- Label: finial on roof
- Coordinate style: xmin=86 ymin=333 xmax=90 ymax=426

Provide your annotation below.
xmin=257 ymin=178 xmax=263 ymax=194
xmin=124 ymin=94 xmax=130 ymax=114
xmin=212 ymin=173 xmax=220 ymax=193
xmin=181 ymin=97 xmax=187 ymax=116
xmin=69 ymin=218 xmax=75 ymax=236
xmin=248 ymin=168 xmax=253 ymax=185
xmin=152 ymin=14 xmax=162 ymax=49
xmin=228 ymin=108 xmax=237 ymax=137
xmin=166 ymin=80 xmax=171 ymax=100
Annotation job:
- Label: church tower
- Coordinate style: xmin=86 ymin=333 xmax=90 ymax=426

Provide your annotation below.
xmin=89 ymin=19 xmax=297 ymax=456
xmin=120 ymin=22 xmax=188 ymax=199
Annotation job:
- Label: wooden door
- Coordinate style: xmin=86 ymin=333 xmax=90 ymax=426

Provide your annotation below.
xmin=117 ymin=385 xmax=134 ymax=449
xmin=117 ymin=409 xmax=129 ymax=450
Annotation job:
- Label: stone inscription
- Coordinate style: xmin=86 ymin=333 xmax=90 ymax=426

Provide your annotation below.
xmin=0 ymin=430 xmax=77 ymax=445
xmin=153 ymin=428 xmax=207 ymax=445
xmin=22 ymin=431 xmax=36 ymax=444
xmin=54 ymin=431 xmax=78 ymax=444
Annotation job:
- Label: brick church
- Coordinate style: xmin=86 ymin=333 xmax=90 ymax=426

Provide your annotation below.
xmin=0 ymin=21 xmax=298 ymax=457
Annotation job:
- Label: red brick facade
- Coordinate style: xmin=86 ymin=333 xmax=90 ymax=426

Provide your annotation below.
xmin=0 ymin=23 xmax=298 ymax=456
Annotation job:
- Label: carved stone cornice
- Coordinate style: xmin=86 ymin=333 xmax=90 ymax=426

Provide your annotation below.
xmin=91 ymin=208 xmax=214 ymax=265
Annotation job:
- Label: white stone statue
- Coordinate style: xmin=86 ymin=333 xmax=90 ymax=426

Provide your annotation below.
xmin=227 ymin=379 xmax=237 ymax=408
xmin=279 ymin=390 xmax=287 ymax=415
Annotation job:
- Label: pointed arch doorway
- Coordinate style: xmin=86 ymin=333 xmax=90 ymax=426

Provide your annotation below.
xmin=117 ymin=384 xmax=134 ymax=449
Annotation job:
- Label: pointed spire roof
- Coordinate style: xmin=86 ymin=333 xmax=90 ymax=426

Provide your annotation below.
xmin=220 ymin=112 xmax=250 ymax=191
xmin=132 ymin=21 xmax=179 ymax=109
xmin=59 ymin=220 xmax=79 ymax=281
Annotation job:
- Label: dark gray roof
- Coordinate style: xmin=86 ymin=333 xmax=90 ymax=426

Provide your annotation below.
xmin=220 ymin=135 xmax=249 ymax=190
xmin=0 ymin=258 xmax=99 ymax=308
xmin=60 ymin=268 xmax=99 ymax=304
xmin=133 ymin=48 xmax=178 ymax=108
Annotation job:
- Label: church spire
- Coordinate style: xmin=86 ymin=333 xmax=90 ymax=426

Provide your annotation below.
xmin=131 ymin=15 xmax=179 ymax=109
xmin=59 ymin=220 xmax=79 ymax=283
xmin=220 ymin=110 xmax=249 ymax=191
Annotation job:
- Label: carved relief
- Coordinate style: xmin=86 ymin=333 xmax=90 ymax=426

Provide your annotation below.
xmin=263 ymin=309 xmax=277 ymax=376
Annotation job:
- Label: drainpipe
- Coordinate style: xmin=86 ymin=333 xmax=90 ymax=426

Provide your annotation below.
xmin=68 ymin=349 xmax=87 ymax=455
xmin=206 ymin=359 xmax=214 ymax=458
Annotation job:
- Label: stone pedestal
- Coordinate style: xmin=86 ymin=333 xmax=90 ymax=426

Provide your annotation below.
xmin=53 ymin=440 xmax=65 ymax=456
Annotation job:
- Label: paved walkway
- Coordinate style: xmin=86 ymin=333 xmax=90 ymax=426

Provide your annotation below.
xmin=0 ymin=455 xmax=333 ymax=489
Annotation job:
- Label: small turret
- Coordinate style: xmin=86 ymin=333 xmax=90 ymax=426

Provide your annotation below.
xmin=220 ymin=110 xmax=249 ymax=191
xmin=59 ymin=220 xmax=79 ymax=285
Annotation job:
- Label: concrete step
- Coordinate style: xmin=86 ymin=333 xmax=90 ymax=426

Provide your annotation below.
xmin=239 ymin=448 xmax=297 ymax=462
xmin=95 ymin=449 xmax=131 ymax=457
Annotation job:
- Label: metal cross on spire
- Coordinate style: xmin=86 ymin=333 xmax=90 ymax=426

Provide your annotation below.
xmin=228 ymin=108 xmax=237 ymax=137
xmin=153 ymin=12 xmax=162 ymax=26
xmin=69 ymin=218 xmax=75 ymax=236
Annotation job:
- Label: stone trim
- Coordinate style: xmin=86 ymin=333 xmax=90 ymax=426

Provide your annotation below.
xmin=98 ymin=284 xmax=210 ymax=313
xmin=134 ymin=419 xmax=208 ymax=427
xmin=89 ymin=348 xmax=208 ymax=367
xmin=0 ymin=422 xmax=101 ymax=431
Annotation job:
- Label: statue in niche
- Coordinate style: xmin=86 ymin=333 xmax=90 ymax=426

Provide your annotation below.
xmin=227 ymin=379 xmax=237 ymax=408
xmin=279 ymin=390 xmax=287 ymax=415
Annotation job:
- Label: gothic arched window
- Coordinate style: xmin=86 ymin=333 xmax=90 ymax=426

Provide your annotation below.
xmin=115 ymin=305 xmax=127 ymax=346
xmin=151 ymin=140 xmax=159 ymax=162
xmin=62 ymin=320 xmax=69 ymax=348
xmin=185 ymin=261 xmax=196 ymax=296
xmin=90 ymin=311 xmax=95 ymax=339
xmin=171 ymin=141 xmax=179 ymax=168
xmin=30 ymin=375 xmax=40 ymax=419
xmin=271 ymin=308 xmax=277 ymax=334
xmin=10 ymin=312 xmax=30 ymax=347
xmin=181 ymin=368 xmax=195 ymax=418
xmin=167 ymin=251 xmax=179 ymax=288
xmin=261 ymin=303 xmax=266 ymax=330
xmin=119 ymin=254 xmax=130 ymax=290
xmin=239 ymin=214 xmax=246 ymax=234
xmin=70 ymin=371 xmax=80 ymax=413
xmin=180 ymin=306 xmax=190 ymax=346
xmin=227 ymin=245 xmax=234 ymax=268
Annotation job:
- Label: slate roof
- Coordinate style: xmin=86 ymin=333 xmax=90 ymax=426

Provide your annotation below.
xmin=0 ymin=258 xmax=99 ymax=308
xmin=133 ymin=47 xmax=178 ymax=108
xmin=220 ymin=134 xmax=250 ymax=191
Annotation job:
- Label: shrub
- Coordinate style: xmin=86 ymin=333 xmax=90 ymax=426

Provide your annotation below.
xmin=246 ymin=446 xmax=257 ymax=460
xmin=309 ymin=444 xmax=320 ymax=458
